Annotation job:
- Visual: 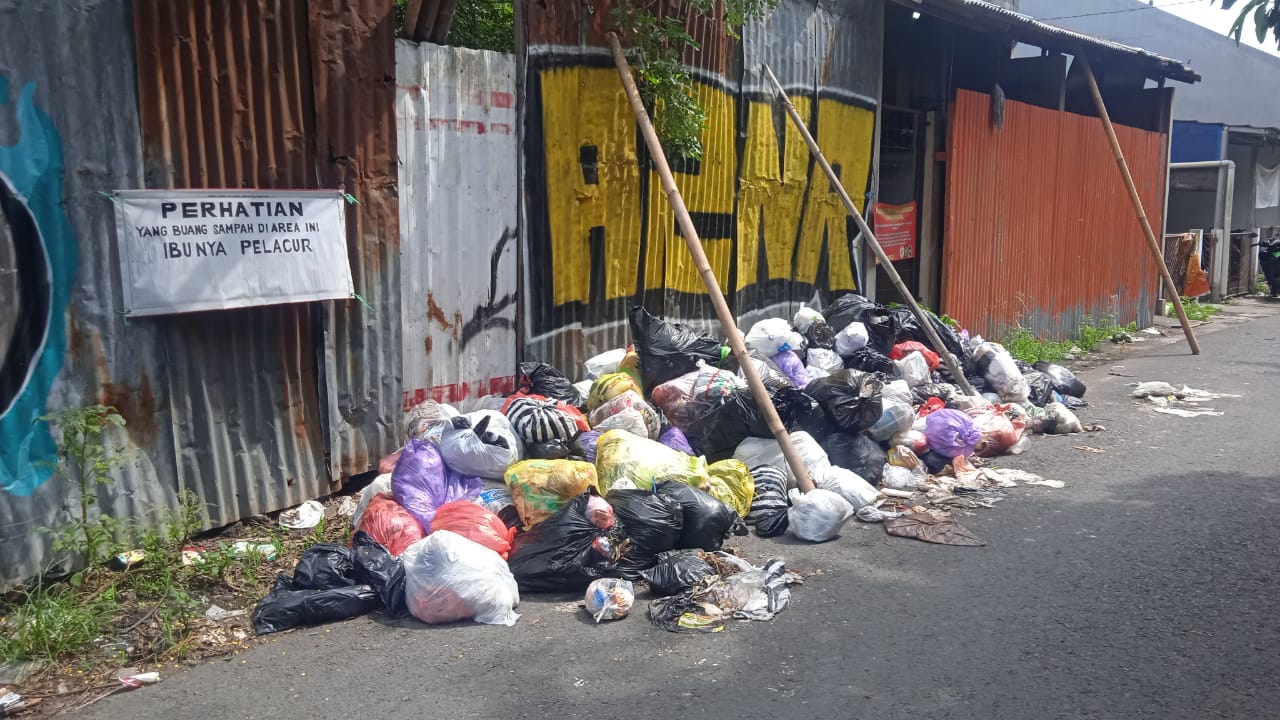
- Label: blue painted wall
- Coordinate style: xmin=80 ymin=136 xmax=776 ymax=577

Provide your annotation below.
xmin=1171 ymin=121 xmax=1225 ymax=163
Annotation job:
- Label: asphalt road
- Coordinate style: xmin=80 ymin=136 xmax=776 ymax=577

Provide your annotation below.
xmin=77 ymin=308 xmax=1280 ymax=720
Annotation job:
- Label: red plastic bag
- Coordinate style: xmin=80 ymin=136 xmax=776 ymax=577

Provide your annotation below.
xmin=966 ymin=405 xmax=1027 ymax=457
xmin=890 ymin=341 xmax=940 ymax=371
xmin=353 ymin=493 xmax=425 ymax=556
xmin=378 ymin=449 xmax=402 ymax=475
xmin=917 ymin=396 xmax=946 ymax=418
xmin=430 ymin=500 xmax=517 ymax=559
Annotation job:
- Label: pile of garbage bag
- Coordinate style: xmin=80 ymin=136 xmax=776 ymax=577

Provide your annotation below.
xmin=256 ymin=296 xmax=1091 ymax=634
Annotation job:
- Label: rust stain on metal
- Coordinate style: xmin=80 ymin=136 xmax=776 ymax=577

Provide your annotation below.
xmin=99 ymin=372 xmax=159 ymax=449
xmin=942 ymin=89 xmax=1164 ymax=339
xmin=426 ymin=292 xmax=452 ymax=331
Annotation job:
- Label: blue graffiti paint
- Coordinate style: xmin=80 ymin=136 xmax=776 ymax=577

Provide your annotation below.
xmin=0 ymin=77 xmax=78 ymax=496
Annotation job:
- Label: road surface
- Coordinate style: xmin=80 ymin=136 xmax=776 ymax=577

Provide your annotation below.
xmin=77 ymin=307 xmax=1280 ymax=720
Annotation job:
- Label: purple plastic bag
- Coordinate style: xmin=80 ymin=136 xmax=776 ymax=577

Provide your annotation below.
xmin=574 ymin=430 xmax=602 ymax=463
xmin=391 ymin=439 xmax=483 ymax=530
xmin=659 ymin=426 xmax=695 ymax=455
xmin=771 ymin=350 xmax=809 ymax=389
xmin=923 ymin=408 xmax=981 ymax=458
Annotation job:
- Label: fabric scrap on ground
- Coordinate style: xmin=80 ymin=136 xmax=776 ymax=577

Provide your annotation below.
xmin=884 ymin=513 xmax=986 ymax=546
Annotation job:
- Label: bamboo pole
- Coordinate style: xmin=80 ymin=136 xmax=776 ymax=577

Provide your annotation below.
xmin=605 ymin=34 xmax=817 ymax=493
xmin=761 ymin=65 xmax=980 ymax=397
xmin=1079 ymin=55 xmax=1201 ymax=355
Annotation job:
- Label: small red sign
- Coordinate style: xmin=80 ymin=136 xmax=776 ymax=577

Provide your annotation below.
xmin=872 ymin=201 xmax=918 ymax=263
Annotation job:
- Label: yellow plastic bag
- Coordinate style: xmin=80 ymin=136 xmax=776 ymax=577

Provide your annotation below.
xmin=706 ymin=459 xmax=755 ymax=518
xmin=505 ymin=459 xmax=599 ymax=530
xmin=594 ymin=430 xmax=709 ymax=494
xmin=587 ymin=372 xmax=642 ymax=412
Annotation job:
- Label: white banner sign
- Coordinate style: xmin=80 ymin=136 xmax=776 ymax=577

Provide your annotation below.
xmin=114 ymin=189 xmax=353 ymax=316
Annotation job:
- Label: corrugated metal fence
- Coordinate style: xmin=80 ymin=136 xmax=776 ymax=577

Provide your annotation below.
xmin=943 ymin=89 xmax=1166 ymax=339
xmin=0 ymin=0 xmax=399 ymax=588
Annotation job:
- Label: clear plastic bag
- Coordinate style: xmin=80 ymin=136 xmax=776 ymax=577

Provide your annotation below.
xmin=744 ymin=318 xmax=803 ymax=357
xmin=401 ymin=531 xmax=521 ymax=627
xmin=786 ymin=488 xmax=854 ymax=542
xmin=866 ymin=399 xmax=915 ymax=442
xmin=732 ymin=432 xmax=830 ymax=488
xmin=584 ymin=578 xmax=635 ymax=622
xmin=895 ymin=352 xmax=930 ymax=388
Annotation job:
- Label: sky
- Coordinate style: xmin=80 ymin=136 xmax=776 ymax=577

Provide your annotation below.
xmin=1161 ymin=0 xmax=1280 ymax=56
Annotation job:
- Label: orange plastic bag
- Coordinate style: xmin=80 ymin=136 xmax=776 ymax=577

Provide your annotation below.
xmin=1184 ymin=252 xmax=1210 ymax=298
xmin=353 ymin=493 xmax=425 ymax=556
xmin=430 ymin=500 xmax=517 ymax=559
xmin=966 ymin=404 xmax=1027 ymax=457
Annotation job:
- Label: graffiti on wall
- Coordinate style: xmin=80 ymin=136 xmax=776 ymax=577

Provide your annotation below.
xmin=0 ymin=75 xmax=77 ymax=496
xmin=397 ymin=42 xmax=519 ymax=411
xmin=522 ymin=61 xmax=876 ymax=341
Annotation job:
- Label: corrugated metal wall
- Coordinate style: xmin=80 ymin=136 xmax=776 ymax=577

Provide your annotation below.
xmin=396 ymin=42 xmax=519 ymax=412
xmin=0 ymin=0 xmax=174 ymax=588
xmin=520 ymin=0 xmax=882 ymax=378
xmin=942 ymin=89 xmax=1166 ymax=339
xmin=132 ymin=0 xmax=400 ymax=525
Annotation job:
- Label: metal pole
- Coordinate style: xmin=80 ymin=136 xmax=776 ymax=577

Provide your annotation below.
xmin=605 ymin=34 xmax=817 ymax=493
xmin=1079 ymin=55 xmax=1200 ymax=354
xmin=761 ymin=64 xmax=979 ymax=397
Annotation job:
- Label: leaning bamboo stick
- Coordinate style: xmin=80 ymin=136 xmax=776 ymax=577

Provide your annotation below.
xmin=605 ymin=33 xmax=817 ymax=493
xmin=761 ymin=64 xmax=980 ymax=397
xmin=1079 ymin=55 xmax=1200 ymax=355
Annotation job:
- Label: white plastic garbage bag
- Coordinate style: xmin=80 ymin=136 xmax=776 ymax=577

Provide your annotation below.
xmin=401 ymin=531 xmax=521 ymax=626
xmin=805 ymin=348 xmax=844 ymax=380
xmin=792 ymin=304 xmax=825 ymax=333
xmin=584 ymin=348 xmax=627 ymax=379
xmin=880 ymin=379 xmax=913 ymax=405
xmin=786 ymin=488 xmax=854 ymax=542
xmin=881 ymin=464 xmax=926 ymax=491
xmin=973 ymin=342 xmax=1030 ymax=404
xmin=834 ymin=322 xmax=869 ymax=357
xmin=895 ymin=352 xmax=930 ymax=388
xmin=351 ymin=473 xmax=392 ymax=529
xmin=733 ymin=432 xmax=830 ymax=488
xmin=813 ymin=466 xmax=878 ymax=510
xmin=439 ymin=413 xmax=521 ymax=479
xmin=866 ymin=398 xmax=916 ymax=442
xmin=744 ymin=318 xmax=803 ymax=357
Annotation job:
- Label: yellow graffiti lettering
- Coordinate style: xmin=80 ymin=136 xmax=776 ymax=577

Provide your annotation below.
xmin=737 ymin=96 xmax=813 ymax=290
xmin=541 ymin=67 xmax=643 ymax=305
xmin=797 ymin=99 xmax=875 ymax=289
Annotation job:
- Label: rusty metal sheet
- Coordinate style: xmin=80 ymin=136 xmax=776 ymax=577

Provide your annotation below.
xmin=397 ymin=41 xmax=518 ymax=411
xmin=308 ymin=0 xmax=403 ymax=478
xmin=0 ymin=0 xmax=175 ymax=589
xmin=942 ymin=88 xmax=1165 ymax=340
xmin=520 ymin=0 xmax=882 ymax=378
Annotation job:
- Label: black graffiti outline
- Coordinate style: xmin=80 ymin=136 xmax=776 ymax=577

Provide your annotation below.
xmin=0 ymin=171 xmax=52 ymax=419
xmin=457 ymin=225 xmax=517 ymax=350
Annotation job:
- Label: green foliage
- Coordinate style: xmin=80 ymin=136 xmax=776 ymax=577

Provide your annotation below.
xmin=614 ymin=0 xmax=778 ymax=159
xmin=0 ymin=581 xmax=117 ymax=664
xmin=1257 ymin=273 xmax=1271 ymax=295
xmin=447 ymin=0 xmax=515 ymax=53
xmin=1002 ymin=327 xmax=1072 ymax=365
xmin=1216 ymin=0 xmax=1280 ymax=46
xmin=1180 ymin=297 xmax=1222 ymax=323
xmin=40 ymin=405 xmax=128 ymax=569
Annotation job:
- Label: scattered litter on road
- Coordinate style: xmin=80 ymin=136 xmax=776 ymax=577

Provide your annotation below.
xmin=884 ymin=513 xmax=986 ymax=546
xmin=1152 ymin=407 xmax=1225 ymax=418
xmin=584 ymin=578 xmax=634 ymax=622
xmin=1073 ymin=445 xmax=1105 ymax=453
xmin=204 ymin=605 xmax=247 ymax=621
xmin=117 ymin=673 xmax=160 ymax=689
xmin=279 ymin=500 xmax=325 ymax=530
xmin=647 ymin=558 xmax=802 ymax=633
xmin=0 ymin=688 xmax=26 ymax=717
xmin=1022 ymin=478 xmax=1066 ymax=489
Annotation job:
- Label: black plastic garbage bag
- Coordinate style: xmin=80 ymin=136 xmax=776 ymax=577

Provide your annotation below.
xmin=641 ymin=550 xmax=717 ymax=597
xmin=350 ymin=531 xmax=408 ymax=618
xmin=745 ymin=465 xmax=789 ymax=538
xmin=608 ymin=489 xmax=685 ymax=579
xmin=518 ymin=362 xmax=581 ymax=405
xmin=690 ymin=386 xmax=824 ymax=462
xmin=778 ymin=388 xmax=837 ymax=439
xmin=1062 ymin=395 xmax=1089 ymax=411
xmin=887 ymin=307 xmax=972 ymax=373
xmin=805 ymin=320 xmax=836 ymax=350
xmin=252 ymin=578 xmax=378 ymax=635
xmin=656 ymin=482 xmax=737 ymax=551
xmin=507 ymin=491 xmax=623 ymax=593
xmin=912 ymin=382 xmax=957 ymax=405
xmin=526 ymin=437 xmax=573 ymax=460
xmin=629 ymin=306 xmax=724 ymax=391
xmin=824 ymin=294 xmax=896 ymax=353
xmin=806 ymin=370 xmax=884 ymax=433
xmin=291 ymin=543 xmax=356 ymax=591
xmin=1033 ymin=361 xmax=1087 ymax=398
xmin=843 ymin=347 xmax=899 ymax=378
xmin=820 ymin=432 xmax=887 ymax=486
xmin=1022 ymin=370 xmax=1055 ymax=407
xmin=919 ymin=449 xmax=952 ymax=475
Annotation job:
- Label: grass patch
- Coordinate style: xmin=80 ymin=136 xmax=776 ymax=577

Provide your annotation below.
xmin=1257 ymin=273 xmax=1271 ymax=296
xmin=0 ymin=581 xmax=118 ymax=664
xmin=1180 ymin=297 xmax=1221 ymax=322
xmin=1003 ymin=316 xmax=1139 ymax=364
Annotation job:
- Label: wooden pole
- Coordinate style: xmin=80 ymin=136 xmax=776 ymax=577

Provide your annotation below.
xmin=605 ymin=34 xmax=817 ymax=493
xmin=1079 ymin=55 xmax=1201 ymax=355
xmin=761 ymin=65 xmax=980 ymax=397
